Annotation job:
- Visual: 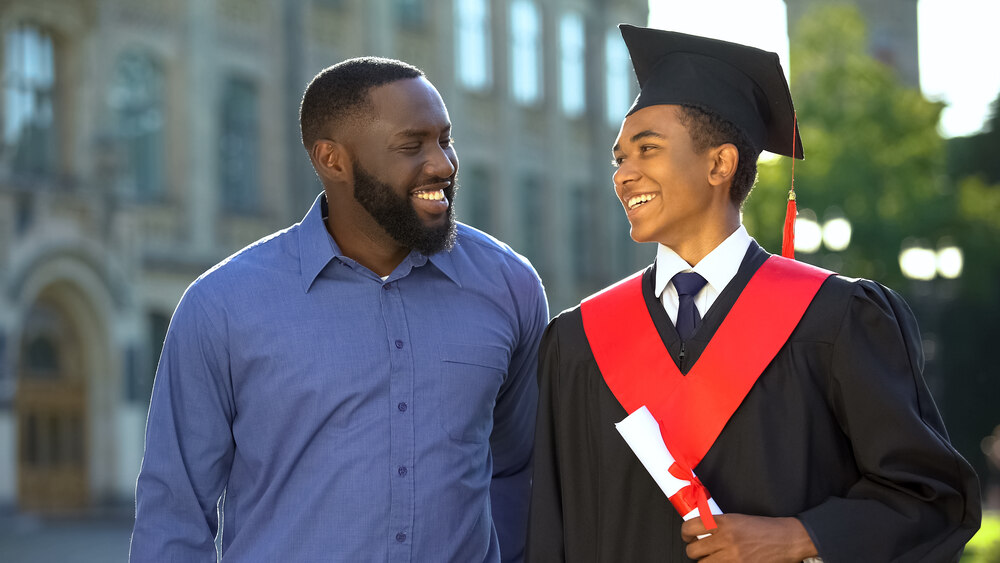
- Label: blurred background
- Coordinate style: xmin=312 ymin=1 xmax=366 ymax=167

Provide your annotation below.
xmin=0 ymin=0 xmax=997 ymax=560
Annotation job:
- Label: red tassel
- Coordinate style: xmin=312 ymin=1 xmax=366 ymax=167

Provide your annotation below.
xmin=781 ymin=191 xmax=796 ymax=259
xmin=781 ymin=111 xmax=799 ymax=259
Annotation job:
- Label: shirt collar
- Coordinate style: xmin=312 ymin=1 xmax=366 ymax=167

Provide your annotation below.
xmin=298 ymin=193 xmax=338 ymax=292
xmin=654 ymin=224 xmax=753 ymax=298
xmin=297 ymin=192 xmax=463 ymax=291
xmin=385 ymin=246 xmax=463 ymax=288
xmin=426 ymin=247 xmax=463 ymax=288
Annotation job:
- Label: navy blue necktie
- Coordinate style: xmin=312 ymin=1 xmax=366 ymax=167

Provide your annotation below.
xmin=672 ymin=272 xmax=707 ymax=341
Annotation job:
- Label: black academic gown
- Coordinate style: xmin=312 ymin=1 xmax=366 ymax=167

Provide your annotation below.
xmin=526 ymin=242 xmax=980 ymax=563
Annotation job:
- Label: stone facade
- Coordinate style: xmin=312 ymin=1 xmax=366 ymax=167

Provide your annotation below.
xmin=0 ymin=0 xmax=647 ymax=512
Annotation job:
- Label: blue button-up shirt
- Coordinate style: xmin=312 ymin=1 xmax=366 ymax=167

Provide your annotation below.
xmin=130 ymin=194 xmax=548 ymax=562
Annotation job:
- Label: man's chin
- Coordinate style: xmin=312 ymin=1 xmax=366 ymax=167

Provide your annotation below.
xmin=417 ymin=212 xmax=447 ymax=228
xmin=415 ymin=220 xmax=457 ymax=254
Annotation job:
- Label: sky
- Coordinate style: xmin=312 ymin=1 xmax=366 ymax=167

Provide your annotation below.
xmin=648 ymin=0 xmax=1000 ymax=138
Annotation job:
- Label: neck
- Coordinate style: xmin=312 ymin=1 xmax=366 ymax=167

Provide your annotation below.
xmin=325 ymin=192 xmax=410 ymax=278
xmin=665 ymin=208 xmax=741 ymax=266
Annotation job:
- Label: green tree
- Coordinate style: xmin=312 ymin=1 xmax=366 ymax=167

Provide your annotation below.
xmin=745 ymin=3 xmax=1000 ymax=492
xmin=948 ymin=92 xmax=1000 ymax=185
xmin=941 ymin=90 xmax=1000 ymax=302
xmin=743 ymin=4 xmax=947 ymax=289
xmin=938 ymin=99 xmax=1000 ymax=489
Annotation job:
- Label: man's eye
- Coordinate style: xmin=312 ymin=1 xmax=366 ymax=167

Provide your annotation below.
xmin=611 ymin=156 xmax=623 ymax=168
xmin=640 ymin=144 xmax=657 ymax=153
xmin=441 ymin=136 xmax=455 ymax=148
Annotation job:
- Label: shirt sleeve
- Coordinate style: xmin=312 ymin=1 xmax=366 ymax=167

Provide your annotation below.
xmin=490 ymin=267 xmax=549 ymax=563
xmin=797 ymin=281 xmax=981 ymax=562
xmin=130 ymin=284 xmax=236 ymax=562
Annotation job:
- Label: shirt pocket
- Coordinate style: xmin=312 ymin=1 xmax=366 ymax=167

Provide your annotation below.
xmin=437 ymin=343 xmax=509 ymax=444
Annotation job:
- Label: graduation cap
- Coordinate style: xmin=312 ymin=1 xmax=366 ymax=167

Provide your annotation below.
xmin=619 ymin=24 xmax=803 ymax=257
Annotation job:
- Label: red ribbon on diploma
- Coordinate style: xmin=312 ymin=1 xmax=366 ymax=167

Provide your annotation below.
xmin=667 ymin=462 xmax=717 ymax=531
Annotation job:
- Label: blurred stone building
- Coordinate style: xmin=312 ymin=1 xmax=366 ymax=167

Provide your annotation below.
xmin=786 ymin=0 xmax=920 ymax=87
xmin=0 ymin=0 xmax=646 ymax=514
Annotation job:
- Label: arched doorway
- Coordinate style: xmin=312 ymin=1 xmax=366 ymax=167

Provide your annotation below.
xmin=16 ymin=296 xmax=88 ymax=513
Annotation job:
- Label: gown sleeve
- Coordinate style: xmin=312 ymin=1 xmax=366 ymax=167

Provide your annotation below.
xmin=797 ymin=281 xmax=981 ymax=562
xmin=525 ymin=319 xmax=567 ymax=562
xmin=490 ymin=272 xmax=549 ymax=563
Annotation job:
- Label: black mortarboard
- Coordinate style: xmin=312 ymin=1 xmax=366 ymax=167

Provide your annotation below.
xmin=620 ymin=24 xmax=803 ymax=159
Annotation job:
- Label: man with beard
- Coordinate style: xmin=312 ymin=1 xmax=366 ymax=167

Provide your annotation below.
xmin=131 ymin=58 xmax=548 ymax=562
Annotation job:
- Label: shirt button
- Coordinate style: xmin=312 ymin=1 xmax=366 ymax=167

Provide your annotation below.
xmin=398 ymin=466 xmax=407 ymax=477
xmin=383 ymin=283 xmax=392 ymax=290
xmin=397 ymin=402 xmax=407 ymax=412
xmin=396 ymin=532 xmax=406 ymax=542
xmin=394 ymin=340 xmax=404 ymax=349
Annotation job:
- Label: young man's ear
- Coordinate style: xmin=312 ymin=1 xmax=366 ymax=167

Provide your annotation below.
xmin=310 ymin=139 xmax=352 ymax=184
xmin=707 ymin=143 xmax=739 ymax=188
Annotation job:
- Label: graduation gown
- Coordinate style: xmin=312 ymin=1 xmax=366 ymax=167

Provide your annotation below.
xmin=526 ymin=242 xmax=980 ymax=563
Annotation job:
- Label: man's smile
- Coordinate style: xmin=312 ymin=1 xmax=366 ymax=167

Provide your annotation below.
xmin=412 ymin=188 xmax=446 ymax=201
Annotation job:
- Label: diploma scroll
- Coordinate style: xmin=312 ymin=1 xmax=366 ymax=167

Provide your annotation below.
xmin=616 ymin=406 xmax=825 ymax=562
xmin=615 ymin=406 xmax=722 ymax=533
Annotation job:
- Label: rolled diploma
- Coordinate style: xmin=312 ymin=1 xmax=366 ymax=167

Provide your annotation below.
xmin=616 ymin=407 xmax=825 ymax=562
xmin=615 ymin=405 xmax=722 ymax=522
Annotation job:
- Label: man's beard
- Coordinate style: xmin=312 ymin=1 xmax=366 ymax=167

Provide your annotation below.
xmin=352 ymin=158 xmax=458 ymax=255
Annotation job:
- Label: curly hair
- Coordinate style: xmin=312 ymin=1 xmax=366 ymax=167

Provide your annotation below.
xmin=299 ymin=57 xmax=424 ymax=149
xmin=676 ymin=104 xmax=760 ymax=206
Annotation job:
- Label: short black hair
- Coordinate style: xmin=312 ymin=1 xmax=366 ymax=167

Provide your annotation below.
xmin=299 ymin=57 xmax=424 ymax=149
xmin=677 ymin=104 xmax=760 ymax=206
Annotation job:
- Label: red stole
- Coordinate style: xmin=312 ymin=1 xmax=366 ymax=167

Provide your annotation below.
xmin=581 ymin=255 xmax=833 ymax=473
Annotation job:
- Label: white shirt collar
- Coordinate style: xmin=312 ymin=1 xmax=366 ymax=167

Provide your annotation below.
xmin=654 ymin=225 xmax=753 ymax=299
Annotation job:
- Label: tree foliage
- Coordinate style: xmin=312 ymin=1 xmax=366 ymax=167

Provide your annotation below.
xmin=943 ymin=92 xmax=1000 ymax=304
xmin=948 ymin=92 xmax=1000 ymax=185
xmin=744 ymin=3 xmax=1000 ymax=488
xmin=742 ymin=4 xmax=947 ymax=288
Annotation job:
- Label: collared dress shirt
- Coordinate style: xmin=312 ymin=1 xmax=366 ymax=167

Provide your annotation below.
xmin=130 ymin=194 xmax=549 ymax=562
xmin=653 ymin=224 xmax=752 ymax=323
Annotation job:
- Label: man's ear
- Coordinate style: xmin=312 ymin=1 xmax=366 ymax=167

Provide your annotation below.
xmin=310 ymin=139 xmax=352 ymax=184
xmin=708 ymin=143 xmax=738 ymax=188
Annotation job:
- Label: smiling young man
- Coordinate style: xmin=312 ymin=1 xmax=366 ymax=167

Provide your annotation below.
xmin=525 ymin=25 xmax=980 ymax=562
xmin=130 ymin=57 xmax=548 ymax=562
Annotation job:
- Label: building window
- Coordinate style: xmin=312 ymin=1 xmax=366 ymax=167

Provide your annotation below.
xmin=509 ymin=0 xmax=541 ymax=105
xmin=459 ymin=163 xmax=492 ymax=231
xmin=110 ymin=51 xmax=165 ymax=202
xmin=133 ymin=311 xmax=170 ymax=403
xmin=456 ymin=0 xmax=492 ymax=91
xmin=559 ymin=12 xmax=585 ymax=117
xmin=219 ymin=75 xmax=260 ymax=214
xmin=570 ymin=184 xmax=593 ymax=281
xmin=395 ymin=0 xmax=426 ymax=28
xmin=20 ymin=301 xmax=66 ymax=379
xmin=521 ymin=174 xmax=545 ymax=269
xmin=605 ymin=28 xmax=632 ymax=126
xmin=2 ymin=24 xmax=56 ymax=179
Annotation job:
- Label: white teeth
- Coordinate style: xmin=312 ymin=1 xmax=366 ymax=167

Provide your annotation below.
xmin=413 ymin=189 xmax=445 ymax=201
xmin=627 ymin=193 xmax=656 ymax=209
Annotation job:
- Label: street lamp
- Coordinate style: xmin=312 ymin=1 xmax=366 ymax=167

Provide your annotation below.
xmin=936 ymin=244 xmax=963 ymax=279
xmin=821 ymin=212 xmax=852 ymax=252
xmin=899 ymin=239 xmax=964 ymax=281
xmin=899 ymin=240 xmax=937 ymax=281
xmin=794 ymin=208 xmax=822 ymax=254
xmin=897 ymin=237 xmax=963 ymax=404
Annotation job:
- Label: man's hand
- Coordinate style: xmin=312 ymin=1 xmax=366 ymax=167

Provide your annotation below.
xmin=681 ymin=513 xmax=818 ymax=562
